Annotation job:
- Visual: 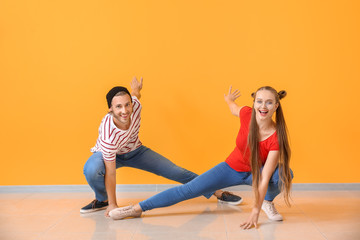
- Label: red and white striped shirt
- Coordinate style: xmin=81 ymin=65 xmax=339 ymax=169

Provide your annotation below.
xmin=90 ymin=96 xmax=142 ymax=161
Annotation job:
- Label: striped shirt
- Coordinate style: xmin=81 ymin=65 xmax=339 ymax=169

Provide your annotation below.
xmin=90 ymin=96 xmax=142 ymax=161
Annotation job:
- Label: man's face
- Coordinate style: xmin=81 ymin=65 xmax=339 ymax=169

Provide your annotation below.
xmin=109 ymin=94 xmax=133 ymax=128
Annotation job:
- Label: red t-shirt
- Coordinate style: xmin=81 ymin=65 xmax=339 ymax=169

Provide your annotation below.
xmin=225 ymin=106 xmax=279 ymax=172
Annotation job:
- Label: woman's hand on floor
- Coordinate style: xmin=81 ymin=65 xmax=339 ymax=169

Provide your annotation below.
xmin=240 ymin=208 xmax=260 ymax=229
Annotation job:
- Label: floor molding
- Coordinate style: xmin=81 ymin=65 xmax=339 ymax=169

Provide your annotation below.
xmin=0 ymin=183 xmax=360 ymax=193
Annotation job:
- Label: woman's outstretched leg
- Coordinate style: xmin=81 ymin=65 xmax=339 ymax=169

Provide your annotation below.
xmin=109 ymin=162 xmax=247 ymax=220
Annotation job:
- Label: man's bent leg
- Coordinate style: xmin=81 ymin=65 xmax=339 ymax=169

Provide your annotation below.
xmin=122 ymin=146 xmax=199 ymax=185
xmin=83 ymin=152 xmax=108 ymax=202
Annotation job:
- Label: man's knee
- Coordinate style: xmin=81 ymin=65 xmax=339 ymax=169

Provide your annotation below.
xmin=83 ymin=153 xmax=105 ymax=178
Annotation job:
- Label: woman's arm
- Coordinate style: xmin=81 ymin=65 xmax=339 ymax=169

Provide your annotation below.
xmin=224 ymin=86 xmax=243 ymax=117
xmin=240 ymin=150 xmax=279 ymax=229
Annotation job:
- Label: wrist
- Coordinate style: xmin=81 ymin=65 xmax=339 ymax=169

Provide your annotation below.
xmin=108 ymin=202 xmax=118 ymax=207
xmin=106 ymin=195 xmax=117 ymax=206
xmin=252 ymin=207 xmax=261 ymax=214
xmin=131 ymin=90 xmax=141 ymax=97
xmin=225 ymin=99 xmax=232 ymax=105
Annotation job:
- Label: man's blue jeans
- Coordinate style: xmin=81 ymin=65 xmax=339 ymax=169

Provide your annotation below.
xmin=140 ymin=162 xmax=294 ymax=211
xmin=83 ymin=145 xmax=212 ymax=202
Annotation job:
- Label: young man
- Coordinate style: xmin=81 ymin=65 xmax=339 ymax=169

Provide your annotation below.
xmin=81 ymin=77 xmax=242 ymax=216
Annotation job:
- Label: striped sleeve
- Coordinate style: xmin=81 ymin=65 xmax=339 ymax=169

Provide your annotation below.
xmin=99 ymin=115 xmax=117 ymax=162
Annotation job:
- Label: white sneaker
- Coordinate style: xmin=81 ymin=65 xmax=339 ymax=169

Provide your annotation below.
xmin=261 ymin=200 xmax=283 ymax=221
xmin=109 ymin=205 xmax=142 ymax=220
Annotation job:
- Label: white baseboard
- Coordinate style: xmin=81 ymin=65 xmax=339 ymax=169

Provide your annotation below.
xmin=0 ymin=183 xmax=359 ymax=193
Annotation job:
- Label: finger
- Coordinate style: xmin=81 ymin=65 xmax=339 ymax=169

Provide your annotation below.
xmin=234 ymin=92 xmax=241 ymax=98
xmin=244 ymin=223 xmax=249 ymax=229
xmin=240 ymin=222 xmax=249 ymax=229
xmin=254 ymin=222 xmax=258 ymax=229
xmin=233 ymin=90 xmax=240 ymax=96
xmin=140 ymin=77 xmax=143 ymax=85
xmin=246 ymin=223 xmax=252 ymax=230
xmin=228 ymin=86 xmax=232 ymax=94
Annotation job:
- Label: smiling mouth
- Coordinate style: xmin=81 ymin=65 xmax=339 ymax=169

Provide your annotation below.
xmin=259 ymin=110 xmax=268 ymax=116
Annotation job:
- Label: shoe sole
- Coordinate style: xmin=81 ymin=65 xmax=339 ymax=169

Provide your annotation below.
xmin=218 ymin=198 xmax=243 ymax=206
xmin=80 ymin=206 xmax=108 ymax=214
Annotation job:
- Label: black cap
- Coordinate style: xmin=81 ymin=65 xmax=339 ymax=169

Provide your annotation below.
xmin=106 ymin=86 xmax=131 ymax=108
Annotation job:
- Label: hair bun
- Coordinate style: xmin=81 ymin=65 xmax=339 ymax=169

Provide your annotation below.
xmin=278 ymin=90 xmax=287 ymax=99
xmin=251 ymin=92 xmax=256 ymax=98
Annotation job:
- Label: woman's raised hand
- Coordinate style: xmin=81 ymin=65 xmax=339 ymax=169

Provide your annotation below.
xmin=224 ymin=86 xmax=241 ymax=103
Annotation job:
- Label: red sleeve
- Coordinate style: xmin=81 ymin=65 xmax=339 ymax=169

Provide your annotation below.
xmin=269 ymin=133 xmax=280 ymax=151
xmin=240 ymin=106 xmax=252 ymax=127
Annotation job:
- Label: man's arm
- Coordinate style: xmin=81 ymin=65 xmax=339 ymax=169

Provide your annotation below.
xmin=104 ymin=160 xmax=118 ymax=216
xmin=130 ymin=77 xmax=143 ymax=100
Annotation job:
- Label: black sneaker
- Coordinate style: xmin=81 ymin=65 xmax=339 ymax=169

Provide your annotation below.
xmin=217 ymin=191 xmax=243 ymax=205
xmin=80 ymin=199 xmax=108 ymax=213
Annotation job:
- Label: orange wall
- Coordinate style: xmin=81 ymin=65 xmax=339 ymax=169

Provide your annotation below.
xmin=0 ymin=0 xmax=359 ymax=185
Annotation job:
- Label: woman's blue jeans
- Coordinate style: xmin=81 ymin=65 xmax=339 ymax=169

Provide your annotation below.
xmin=83 ymin=145 xmax=212 ymax=202
xmin=140 ymin=162 xmax=294 ymax=211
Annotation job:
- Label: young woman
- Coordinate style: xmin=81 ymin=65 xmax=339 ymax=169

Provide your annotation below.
xmin=109 ymin=86 xmax=293 ymax=229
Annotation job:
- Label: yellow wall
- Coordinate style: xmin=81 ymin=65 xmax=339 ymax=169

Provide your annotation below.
xmin=1 ymin=0 xmax=359 ymax=185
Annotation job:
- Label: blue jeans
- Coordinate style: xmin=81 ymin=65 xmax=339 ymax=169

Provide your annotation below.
xmin=139 ymin=162 xmax=294 ymax=211
xmin=83 ymin=146 xmax=212 ymax=202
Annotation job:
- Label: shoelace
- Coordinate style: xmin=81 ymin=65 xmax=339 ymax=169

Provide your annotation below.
xmin=123 ymin=207 xmax=136 ymax=215
xmin=266 ymin=202 xmax=279 ymax=215
xmin=117 ymin=206 xmax=139 ymax=218
xmin=90 ymin=199 xmax=98 ymax=209
xmin=118 ymin=205 xmax=134 ymax=212
xmin=220 ymin=191 xmax=233 ymax=199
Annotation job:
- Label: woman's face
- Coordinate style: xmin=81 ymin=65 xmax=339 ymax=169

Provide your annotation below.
xmin=253 ymin=90 xmax=279 ymax=121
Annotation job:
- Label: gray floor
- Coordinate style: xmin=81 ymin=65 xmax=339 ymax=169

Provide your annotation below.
xmin=0 ymin=190 xmax=359 ymax=240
